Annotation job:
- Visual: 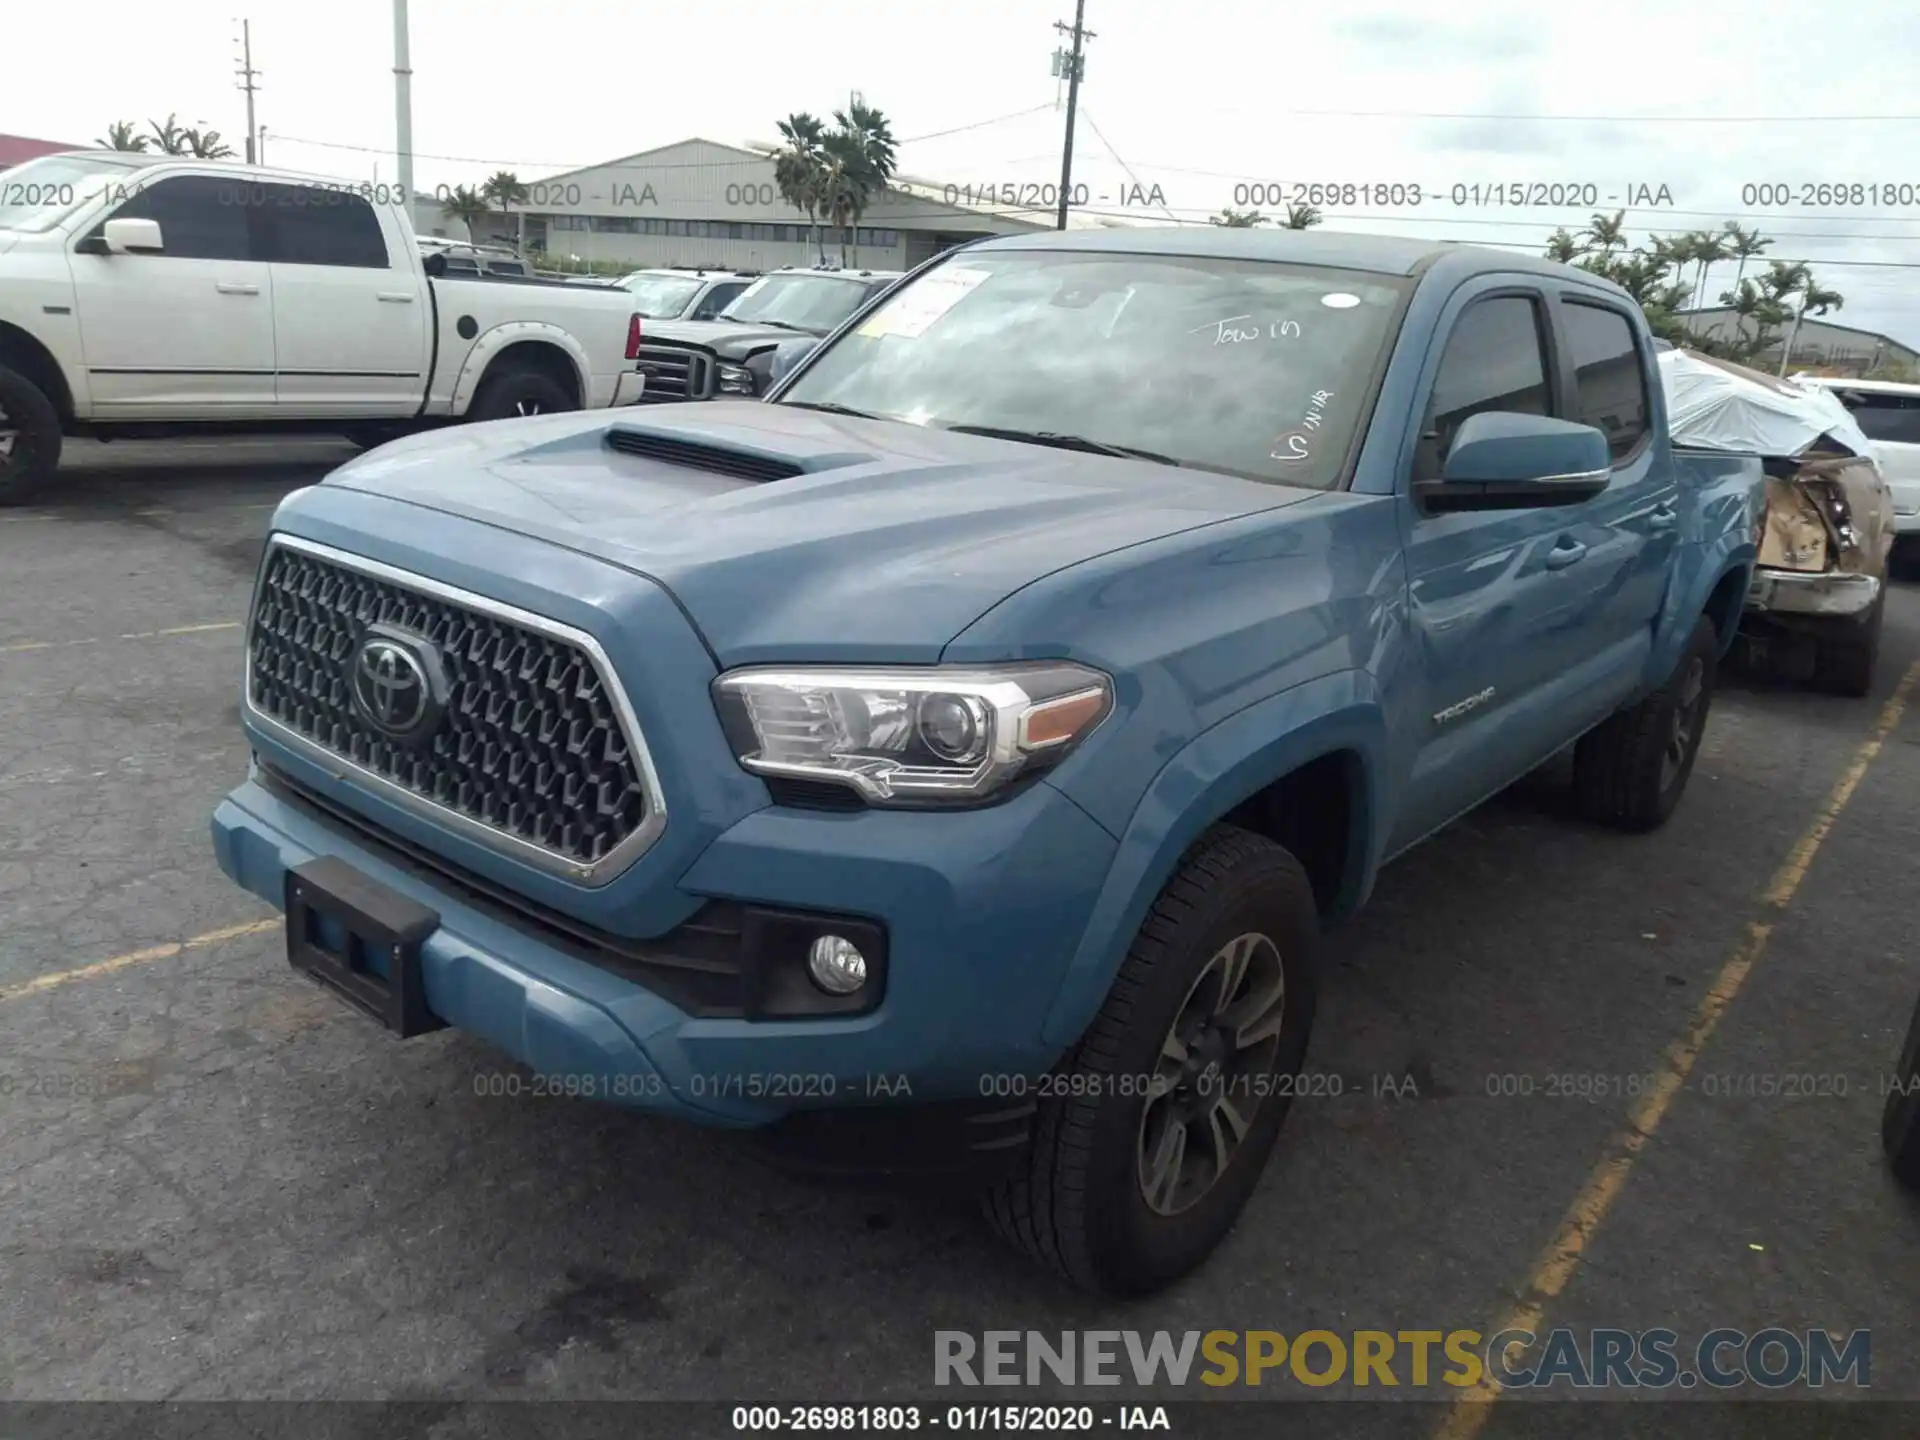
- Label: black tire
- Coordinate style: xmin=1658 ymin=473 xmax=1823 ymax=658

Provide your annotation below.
xmin=0 ymin=363 xmax=63 ymax=506
xmin=1810 ymin=588 xmax=1884 ymax=698
xmin=981 ymin=824 xmax=1320 ymax=1297
xmin=1572 ymin=614 xmax=1719 ymax=833
xmin=1881 ymin=992 xmax=1920 ymax=1191
xmin=464 ymin=366 xmax=576 ymax=424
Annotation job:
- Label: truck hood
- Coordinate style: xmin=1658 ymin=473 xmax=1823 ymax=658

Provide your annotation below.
xmin=643 ymin=317 xmax=825 ymax=357
xmin=313 ymin=405 xmax=1319 ymax=664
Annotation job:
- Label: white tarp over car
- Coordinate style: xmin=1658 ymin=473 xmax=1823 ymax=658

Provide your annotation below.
xmin=1657 ymin=348 xmax=1874 ymax=460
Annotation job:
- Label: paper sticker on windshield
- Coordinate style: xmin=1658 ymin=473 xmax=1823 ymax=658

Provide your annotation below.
xmin=1320 ymin=292 xmax=1362 ymax=309
xmin=857 ymin=266 xmax=992 ymax=338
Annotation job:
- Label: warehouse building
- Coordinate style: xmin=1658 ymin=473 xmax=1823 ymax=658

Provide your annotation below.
xmin=1679 ymin=307 xmax=1920 ymax=377
xmin=0 ymin=134 xmax=84 ymax=171
xmin=454 ymin=137 xmax=1133 ymax=271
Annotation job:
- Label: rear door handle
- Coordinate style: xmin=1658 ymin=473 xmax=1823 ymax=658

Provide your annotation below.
xmin=1545 ymin=538 xmax=1589 ymax=570
xmin=215 ymin=282 xmax=260 ymax=295
xmin=1648 ymin=502 xmax=1678 ymax=531
xmin=376 ymin=291 xmax=415 ymax=303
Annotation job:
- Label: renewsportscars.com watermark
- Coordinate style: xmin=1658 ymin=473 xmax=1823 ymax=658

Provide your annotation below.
xmin=934 ymin=1328 xmax=1870 ymax=1391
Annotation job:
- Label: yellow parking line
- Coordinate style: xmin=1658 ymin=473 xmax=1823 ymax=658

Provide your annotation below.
xmin=0 ymin=621 xmax=240 ymax=654
xmin=1436 ymin=657 xmax=1920 ymax=1438
xmin=0 ymin=919 xmax=277 ymax=1005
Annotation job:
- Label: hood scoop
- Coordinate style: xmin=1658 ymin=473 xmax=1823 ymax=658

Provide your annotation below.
xmin=603 ymin=426 xmax=810 ymax=483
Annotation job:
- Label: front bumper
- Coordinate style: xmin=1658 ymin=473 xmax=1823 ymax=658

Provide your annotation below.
xmin=211 ymin=765 xmax=1117 ymax=1129
xmin=611 ymin=370 xmax=648 ymax=407
xmin=1746 ymin=568 xmax=1881 ymax=619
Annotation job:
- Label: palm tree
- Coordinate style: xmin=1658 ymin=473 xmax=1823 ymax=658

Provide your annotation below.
xmin=1282 ymin=202 xmax=1322 ymax=230
xmin=181 ymin=127 xmax=234 ymax=159
xmin=1689 ymin=229 xmax=1732 ymax=322
xmin=1210 ymin=207 xmax=1266 ymax=227
xmin=772 ymin=112 xmax=830 ymax=263
xmin=1580 ymin=209 xmax=1627 ymax=258
xmin=823 ymin=100 xmax=897 ymax=266
xmin=147 ymin=113 xmax=191 ymax=155
xmin=96 ymin=121 xmax=148 ymax=152
xmin=1645 ymin=234 xmax=1691 ymax=293
xmin=481 ymin=171 xmax=531 ymax=252
xmin=1778 ymin=276 xmax=1844 ymax=376
xmin=1544 ymin=227 xmax=1583 ymax=264
xmin=438 ymin=184 xmax=492 ymax=241
xmin=1724 ymin=223 xmax=1772 ymax=298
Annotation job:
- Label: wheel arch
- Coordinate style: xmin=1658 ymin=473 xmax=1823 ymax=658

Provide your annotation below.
xmin=451 ymin=326 xmax=589 ymax=414
xmin=1040 ymin=669 xmax=1386 ymax=1049
xmin=0 ymin=322 xmax=76 ymax=422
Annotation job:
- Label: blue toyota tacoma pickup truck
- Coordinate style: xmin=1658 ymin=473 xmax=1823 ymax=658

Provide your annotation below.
xmin=212 ymin=229 xmax=1763 ymax=1297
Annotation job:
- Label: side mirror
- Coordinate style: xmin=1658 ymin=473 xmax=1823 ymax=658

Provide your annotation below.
xmin=102 ymin=218 xmax=164 ymax=255
xmin=1416 ymin=411 xmax=1611 ymax=512
xmin=767 ymin=337 xmax=821 ymax=388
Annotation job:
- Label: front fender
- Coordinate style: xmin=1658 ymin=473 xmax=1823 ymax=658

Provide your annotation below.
xmin=1039 ymin=668 xmax=1386 ymax=1049
xmin=450 ymin=322 xmax=592 ymax=414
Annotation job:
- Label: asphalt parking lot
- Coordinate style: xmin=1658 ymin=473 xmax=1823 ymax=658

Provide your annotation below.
xmin=2 ymin=438 xmax=1918 ymax=1434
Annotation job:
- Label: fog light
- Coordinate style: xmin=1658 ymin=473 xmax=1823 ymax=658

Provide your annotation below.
xmin=807 ymin=934 xmax=868 ymax=995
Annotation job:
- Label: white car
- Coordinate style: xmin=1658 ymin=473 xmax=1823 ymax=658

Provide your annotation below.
xmin=610 ymin=268 xmax=759 ymax=321
xmin=0 ymin=152 xmax=649 ymax=503
xmin=1794 ymin=376 xmax=1920 ymax=547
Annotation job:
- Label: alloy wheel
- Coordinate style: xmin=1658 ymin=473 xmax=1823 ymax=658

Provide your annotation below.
xmin=1661 ymin=655 xmax=1707 ymax=792
xmin=1136 ymin=931 xmax=1287 ymax=1217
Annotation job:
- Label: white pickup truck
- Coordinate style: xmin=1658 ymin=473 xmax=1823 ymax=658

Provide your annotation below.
xmin=0 ymin=152 xmax=648 ymax=502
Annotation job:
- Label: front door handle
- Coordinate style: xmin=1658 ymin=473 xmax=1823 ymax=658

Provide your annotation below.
xmin=1648 ymin=503 xmax=1678 ymax=531
xmin=214 ymin=282 xmax=260 ymax=295
xmin=1545 ymin=538 xmax=1589 ymax=570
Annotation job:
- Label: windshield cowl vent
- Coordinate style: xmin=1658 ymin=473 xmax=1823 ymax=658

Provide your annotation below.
xmin=602 ymin=427 xmax=810 ymax=483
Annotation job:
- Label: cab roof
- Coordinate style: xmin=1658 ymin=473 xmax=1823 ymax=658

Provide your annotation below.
xmin=959 ymin=225 xmax=1607 ymax=287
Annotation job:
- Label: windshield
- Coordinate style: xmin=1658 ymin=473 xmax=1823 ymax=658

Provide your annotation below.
xmin=0 ymin=152 xmax=150 ymax=233
xmin=776 ymin=250 xmax=1409 ymax=487
xmin=721 ymin=273 xmax=878 ymax=332
xmin=1830 ymin=391 xmax=1920 ymax=445
xmin=619 ymin=273 xmax=705 ymax=317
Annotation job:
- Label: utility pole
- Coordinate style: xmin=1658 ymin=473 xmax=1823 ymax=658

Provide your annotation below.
xmin=1052 ymin=1 xmax=1093 ymax=231
xmin=233 ymin=19 xmax=262 ymax=165
xmin=393 ymin=0 xmax=415 ymax=206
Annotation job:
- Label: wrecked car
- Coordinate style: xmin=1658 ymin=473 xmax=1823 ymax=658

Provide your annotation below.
xmin=1659 ymin=348 xmax=1894 ymax=695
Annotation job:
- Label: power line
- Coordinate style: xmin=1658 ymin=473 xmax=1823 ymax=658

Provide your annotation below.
xmin=265 ymin=106 xmax=1054 ymax=174
xmin=1078 ymin=107 xmax=1178 ymax=224
xmin=1167 ymin=107 xmax=1920 ymax=123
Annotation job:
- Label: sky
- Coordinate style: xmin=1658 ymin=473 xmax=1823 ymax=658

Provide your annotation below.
xmin=11 ymin=0 xmax=1920 ymax=345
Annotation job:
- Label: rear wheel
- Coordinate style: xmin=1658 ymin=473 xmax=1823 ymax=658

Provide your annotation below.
xmin=1810 ymin=589 xmax=1884 ymax=698
xmin=0 ymin=364 xmax=63 ymax=506
xmin=981 ymin=825 xmax=1320 ymax=1297
xmin=465 ymin=366 xmax=575 ymax=424
xmin=1572 ymin=615 xmax=1718 ymax=832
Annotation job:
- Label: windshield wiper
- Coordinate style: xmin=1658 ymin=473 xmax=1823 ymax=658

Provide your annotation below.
xmin=733 ymin=317 xmax=806 ymax=332
xmin=943 ymin=424 xmax=1184 ymax=467
xmin=780 ymin=401 xmax=884 ymax=420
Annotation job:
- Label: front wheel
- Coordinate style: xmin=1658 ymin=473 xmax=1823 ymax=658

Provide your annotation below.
xmin=0 ymin=364 xmax=63 ymax=506
xmin=982 ymin=825 xmax=1320 ymax=1297
xmin=1571 ymin=614 xmax=1719 ymax=832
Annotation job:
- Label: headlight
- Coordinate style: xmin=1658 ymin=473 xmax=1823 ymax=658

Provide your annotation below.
xmin=712 ymin=663 xmax=1113 ymax=805
xmin=715 ymin=361 xmax=756 ymax=395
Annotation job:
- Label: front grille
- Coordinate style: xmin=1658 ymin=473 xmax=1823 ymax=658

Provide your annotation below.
xmin=247 ymin=542 xmax=654 ymax=871
xmin=634 ymin=343 xmax=711 ymax=401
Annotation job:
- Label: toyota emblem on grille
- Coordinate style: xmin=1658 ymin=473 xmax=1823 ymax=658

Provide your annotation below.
xmin=350 ymin=626 xmax=447 ymax=744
